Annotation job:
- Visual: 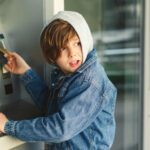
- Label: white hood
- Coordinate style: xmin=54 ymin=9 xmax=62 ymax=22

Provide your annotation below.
xmin=43 ymin=11 xmax=93 ymax=63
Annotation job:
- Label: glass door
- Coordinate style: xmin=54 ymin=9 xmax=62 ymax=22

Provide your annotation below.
xmin=65 ymin=0 xmax=143 ymax=149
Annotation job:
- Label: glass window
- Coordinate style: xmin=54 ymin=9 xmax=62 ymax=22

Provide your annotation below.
xmin=65 ymin=0 xmax=142 ymax=149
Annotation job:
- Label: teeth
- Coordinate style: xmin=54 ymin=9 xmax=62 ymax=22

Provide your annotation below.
xmin=71 ymin=60 xmax=77 ymax=64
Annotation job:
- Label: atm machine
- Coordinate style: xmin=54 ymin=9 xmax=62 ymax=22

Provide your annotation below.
xmin=0 ymin=28 xmax=44 ymax=150
xmin=0 ymin=0 xmax=51 ymax=149
xmin=0 ymin=33 xmax=42 ymax=124
xmin=0 ymin=34 xmax=17 ymax=107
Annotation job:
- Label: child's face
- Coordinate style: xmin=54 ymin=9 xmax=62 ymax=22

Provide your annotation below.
xmin=56 ymin=35 xmax=83 ymax=74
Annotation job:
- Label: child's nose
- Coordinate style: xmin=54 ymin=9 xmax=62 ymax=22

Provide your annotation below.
xmin=69 ymin=48 xmax=76 ymax=58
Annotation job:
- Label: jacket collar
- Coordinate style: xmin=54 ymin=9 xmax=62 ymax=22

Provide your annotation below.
xmin=77 ymin=49 xmax=97 ymax=73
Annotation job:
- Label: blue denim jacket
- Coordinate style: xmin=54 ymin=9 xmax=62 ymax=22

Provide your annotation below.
xmin=4 ymin=49 xmax=117 ymax=150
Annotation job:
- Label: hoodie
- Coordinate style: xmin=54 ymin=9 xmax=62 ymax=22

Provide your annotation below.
xmin=43 ymin=11 xmax=93 ymax=63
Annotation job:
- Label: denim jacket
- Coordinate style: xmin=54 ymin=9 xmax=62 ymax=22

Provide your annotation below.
xmin=4 ymin=49 xmax=117 ymax=150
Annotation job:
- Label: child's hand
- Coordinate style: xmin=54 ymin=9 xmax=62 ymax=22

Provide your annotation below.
xmin=0 ymin=113 xmax=8 ymax=133
xmin=4 ymin=52 xmax=31 ymax=75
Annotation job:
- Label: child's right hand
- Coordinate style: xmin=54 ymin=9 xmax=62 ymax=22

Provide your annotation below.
xmin=4 ymin=52 xmax=31 ymax=75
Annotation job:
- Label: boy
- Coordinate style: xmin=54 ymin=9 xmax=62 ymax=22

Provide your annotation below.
xmin=0 ymin=11 xmax=117 ymax=150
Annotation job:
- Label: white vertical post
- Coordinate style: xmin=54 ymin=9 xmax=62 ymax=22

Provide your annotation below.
xmin=53 ymin=0 xmax=64 ymax=15
xmin=143 ymin=0 xmax=150 ymax=150
xmin=43 ymin=0 xmax=64 ymax=25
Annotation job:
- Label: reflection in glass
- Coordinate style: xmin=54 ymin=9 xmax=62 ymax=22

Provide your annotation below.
xmin=65 ymin=0 xmax=142 ymax=150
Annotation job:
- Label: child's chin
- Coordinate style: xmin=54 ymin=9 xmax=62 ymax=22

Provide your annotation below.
xmin=64 ymin=69 xmax=76 ymax=74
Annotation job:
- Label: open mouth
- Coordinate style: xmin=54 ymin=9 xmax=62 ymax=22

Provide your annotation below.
xmin=69 ymin=60 xmax=80 ymax=67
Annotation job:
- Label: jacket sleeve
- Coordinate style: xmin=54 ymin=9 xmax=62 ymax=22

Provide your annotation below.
xmin=20 ymin=69 xmax=50 ymax=113
xmin=4 ymin=79 xmax=117 ymax=143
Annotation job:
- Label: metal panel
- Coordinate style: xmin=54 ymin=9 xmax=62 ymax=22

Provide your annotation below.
xmin=0 ymin=0 xmax=45 ymax=105
xmin=0 ymin=0 xmax=45 ymax=149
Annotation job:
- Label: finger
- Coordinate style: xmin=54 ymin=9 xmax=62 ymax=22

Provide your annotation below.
xmin=8 ymin=60 xmax=12 ymax=65
xmin=11 ymin=62 xmax=16 ymax=72
xmin=4 ymin=52 xmax=12 ymax=59
xmin=7 ymin=61 xmax=15 ymax=71
xmin=5 ymin=58 xmax=17 ymax=72
xmin=8 ymin=52 xmax=18 ymax=58
xmin=4 ymin=53 xmax=8 ymax=58
xmin=7 ymin=56 xmax=15 ymax=62
xmin=4 ymin=64 xmax=12 ymax=72
xmin=7 ymin=56 xmax=16 ymax=65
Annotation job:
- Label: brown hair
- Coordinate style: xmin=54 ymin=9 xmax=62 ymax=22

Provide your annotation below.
xmin=40 ymin=19 xmax=78 ymax=64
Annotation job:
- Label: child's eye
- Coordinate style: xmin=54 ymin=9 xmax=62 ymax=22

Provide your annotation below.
xmin=61 ymin=47 xmax=67 ymax=51
xmin=75 ymin=42 xmax=81 ymax=46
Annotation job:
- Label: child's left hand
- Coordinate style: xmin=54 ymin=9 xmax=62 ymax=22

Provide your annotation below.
xmin=0 ymin=113 xmax=8 ymax=133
